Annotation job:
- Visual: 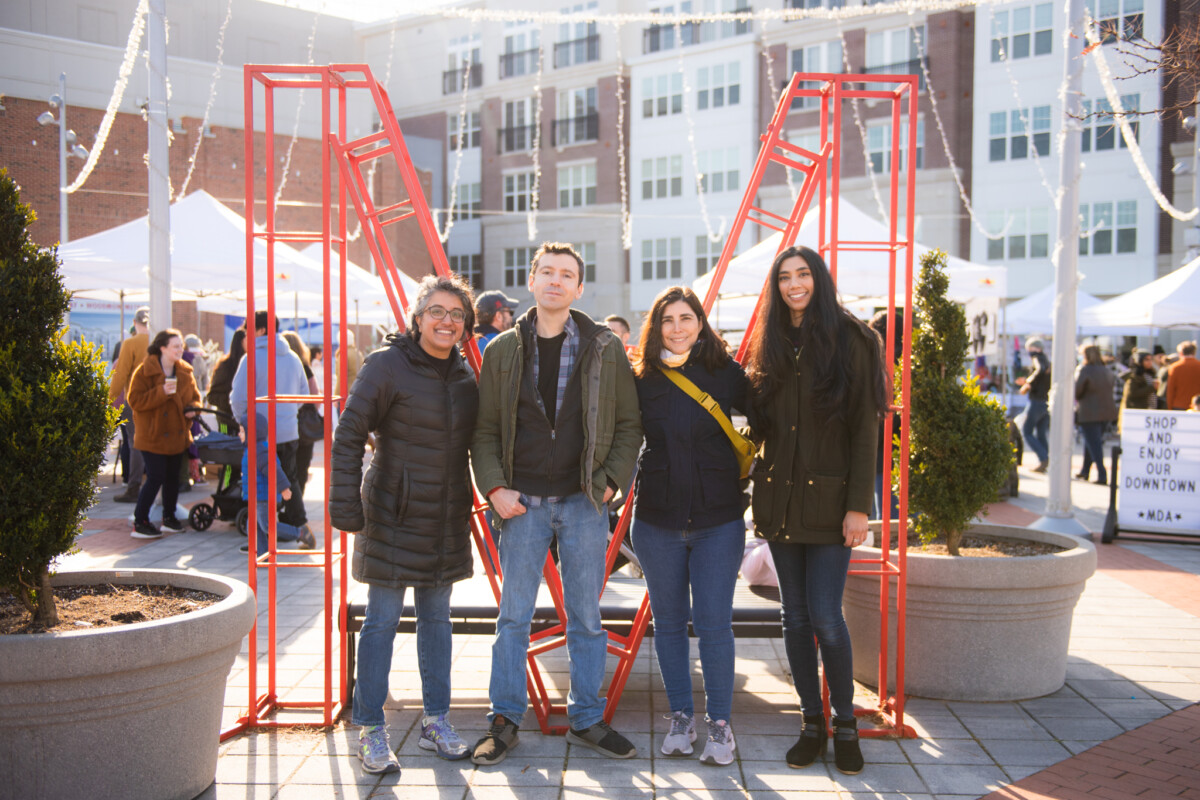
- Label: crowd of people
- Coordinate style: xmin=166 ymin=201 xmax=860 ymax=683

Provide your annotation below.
xmin=102 ymin=242 xmax=1200 ymax=782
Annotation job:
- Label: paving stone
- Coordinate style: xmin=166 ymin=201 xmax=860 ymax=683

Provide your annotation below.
xmin=912 ymin=764 xmax=1009 ymax=795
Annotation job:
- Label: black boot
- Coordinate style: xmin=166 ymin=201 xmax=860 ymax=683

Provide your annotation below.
xmin=785 ymin=714 xmax=827 ymax=768
xmin=832 ymin=716 xmax=864 ymax=775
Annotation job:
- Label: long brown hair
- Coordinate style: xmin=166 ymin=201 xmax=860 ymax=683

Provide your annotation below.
xmin=634 ymin=285 xmax=730 ymax=378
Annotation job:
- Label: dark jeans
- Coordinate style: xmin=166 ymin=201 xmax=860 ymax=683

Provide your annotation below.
xmin=294 ymin=440 xmax=314 ymax=499
xmin=118 ymin=422 xmax=130 ymax=482
xmin=768 ymin=540 xmax=856 ymax=722
xmin=275 ymin=439 xmax=307 ymax=526
xmin=135 ymin=450 xmax=184 ymax=525
xmin=1023 ymin=398 xmax=1050 ymax=464
xmin=1078 ymin=422 xmax=1107 ymax=482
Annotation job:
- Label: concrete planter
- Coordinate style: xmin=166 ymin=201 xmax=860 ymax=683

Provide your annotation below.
xmin=0 ymin=569 xmax=255 ymax=800
xmin=843 ymin=523 xmax=1096 ymax=701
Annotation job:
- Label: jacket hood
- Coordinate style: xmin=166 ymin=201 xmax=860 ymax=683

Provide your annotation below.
xmin=252 ymin=332 xmax=290 ymax=351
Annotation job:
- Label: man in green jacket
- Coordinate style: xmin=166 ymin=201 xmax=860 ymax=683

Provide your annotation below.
xmin=470 ymin=242 xmax=643 ymax=766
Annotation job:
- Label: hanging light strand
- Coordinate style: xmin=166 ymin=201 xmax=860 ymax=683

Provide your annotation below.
xmin=834 ymin=20 xmax=890 ymax=222
xmin=348 ymin=7 xmax=404 ymax=243
xmin=178 ymin=0 xmax=234 ymax=197
xmin=526 ymin=30 xmax=547 ymax=242
xmin=64 ymin=0 xmax=149 ymax=194
xmin=273 ymin=2 xmax=324 ymax=206
xmin=613 ymin=22 xmax=632 ymax=250
xmin=760 ymin=22 xmax=799 ymax=204
xmin=675 ymin=20 xmax=725 ymax=244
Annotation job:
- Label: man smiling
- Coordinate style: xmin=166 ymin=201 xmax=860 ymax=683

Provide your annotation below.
xmin=469 ymin=242 xmax=643 ymax=765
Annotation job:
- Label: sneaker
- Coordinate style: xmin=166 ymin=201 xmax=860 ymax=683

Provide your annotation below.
xmin=419 ymin=714 xmax=469 ymax=760
xmin=357 ymin=724 xmax=400 ymax=775
xmin=472 ymin=715 xmax=519 ymax=766
xmin=786 ymin=714 xmax=827 ymax=769
xmin=832 ymin=717 xmax=864 ymax=775
xmin=699 ymin=717 xmax=736 ymax=766
xmin=566 ymin=720 xmax=637 ymax=759
xmin=297 ymin=524 xmax=317 ymax=550
xmin=1033 ymin=461 xmax=1049 ymax=474
xmin=131 ymin=520 xmax=162 ymax=539
xmin=660 ymin=710 xmax=696 ymax=757
xmin=160 ymin=515 xmax=185 ymax=532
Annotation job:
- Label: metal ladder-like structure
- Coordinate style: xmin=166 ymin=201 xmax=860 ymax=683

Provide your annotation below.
xmin=232 ymin=64 xmax=915 ymax=740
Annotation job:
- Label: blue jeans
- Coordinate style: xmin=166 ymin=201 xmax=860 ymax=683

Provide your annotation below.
xmin=352 ymin=582 xmax=453 ymax=726
xmin=768 ymin=541 xmax=856 ymax=722
xmin=1077 ymin=422 xmax=1107 ymax=482
xmin=490 ymin=492 xmax=608 ymax=730
xmin=631 ymin=516 xmax=744 ymax=722
xmin=1023 ymin=399 xmax=1050 ymax=464
xmin=255 ymin=502 xmax=301 ymax=553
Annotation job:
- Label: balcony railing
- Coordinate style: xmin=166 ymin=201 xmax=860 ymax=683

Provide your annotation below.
xmin=785 ymin=0 xmax=845 ymax=7
xmin=862 ymin=58 xmax=927 ymax=92
xmin=497 ymin=124 xmax=540 ymax=154
xmin=554 ymin=34 xmax=600 ymax=68
xmin=642 ymin=22 xmax=700 ymax=53
xmin=551 ymin=112 xmax=599 ymax=146
xmin=499 ymin=48 xmax=541 ymax=79
xmin=442 ymin=64 xmax=482 ymax=95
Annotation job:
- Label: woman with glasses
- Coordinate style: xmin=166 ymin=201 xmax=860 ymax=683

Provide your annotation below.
xmin=329 ymin=274 xmax=480 ymax=776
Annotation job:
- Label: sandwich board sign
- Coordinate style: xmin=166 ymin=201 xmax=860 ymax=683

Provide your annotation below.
xmin=1105 ymin=410 xmax=1200 ymax=542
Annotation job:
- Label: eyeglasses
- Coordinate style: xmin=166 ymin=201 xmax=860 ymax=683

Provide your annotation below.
xmin=424 ymin=305 xmax=466 ymax=323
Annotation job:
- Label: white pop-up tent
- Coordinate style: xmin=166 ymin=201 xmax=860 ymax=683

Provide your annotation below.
xmin=693 ymin=198 xmax=1006 ymax=331
xmin=1002 ymin=283 xmax=1104 ymax=335
xmin=1078 ymin=256 xmax=1200 ymax=331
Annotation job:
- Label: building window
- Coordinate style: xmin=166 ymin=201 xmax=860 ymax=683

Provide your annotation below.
xmin=789 ymin=41 xmax=843 ymax=111
xmin=985 ymin=208 xmax=1050 ymax=260
xmin=641 ymin=155 xmax=683 ymax=200
xmin=499 ymin=98 xmax=537 ymax=154
xmin=986 ymin=212 xmax=1006 ymax=260
xmin=698 ymin=148 xmax=739 ymax=193
xmin=448 ymin=111 xmax=481 ymax=150
xmin=554 ymin=87 xmax=598 ymax=145
xmin=503 ymin=171 xmax=536 ymax=212
xmin=867 ymin=119 xmax=924 ymax=174
xmin=641 ymin=237 xmax=682 ymax=280
xmin=988 ymin=106 xmax=1050 ymax=161
xmin=991 ymin=3 xmax=1053 ymax=62
xmin=558 ymin=162 xmax=597 ymax=208
xmin=642 ymin=73 xmax=684 ymax=118
xmin=1081 ymin=95 xmax=1139 ymax=152
xmin=1079 ymin=200 xmax=1137 ymax=256
xmin=504 ymin=247 xmax=534 ymax=288
xmin=500 ymin=25 xmax=540 ymax=79
xmin=696 ymin=235 xmax=723 ymax=275
xmin=453 ymin=182 xmax=481 ymax=220
xmin=697 ymin=62 xmax=740 ymax=110
xmin=572 ymin=241 xmax=597 ymax=283
xmin=1088 ymin=0 xmax=1144 ymax=43
xmin=556 ymin=2 xmax=600 ymax=67
xmin=449 ymin=253 xmax=483 ymax=289
xmin=444 ymin=34 xmax=482 ymax=94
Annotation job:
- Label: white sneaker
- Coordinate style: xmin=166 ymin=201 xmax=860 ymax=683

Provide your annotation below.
xmin=699 ymin=717 xmax=736 ymax=766
xmin=661 ymin=710 xmax=696 ymax=756
xmin=357 ymin=724 xmax=400 ymax=775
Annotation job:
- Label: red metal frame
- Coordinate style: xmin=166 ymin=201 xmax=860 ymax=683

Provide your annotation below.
xmin=228 ymin=64 xmax=914 ymax=741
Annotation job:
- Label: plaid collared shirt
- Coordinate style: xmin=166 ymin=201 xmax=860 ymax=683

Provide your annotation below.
xmin=529 ymin=311 xmax=579 ymax=426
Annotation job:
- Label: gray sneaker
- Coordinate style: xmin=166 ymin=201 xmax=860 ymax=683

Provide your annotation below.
xmin=357 ymin=724 xmax=400 ymax=775
xmin=661 ymin=710 xmax=696 ymax=756
xmin=419 ymin=714 xmax=469 ymax=760
xmin=297 ymin=524 xmax=317 ymax=550
xmin=699 ymin=717 xmax=736 ymax=766
xmin=566 ymin=720 xmax=637 ymax=759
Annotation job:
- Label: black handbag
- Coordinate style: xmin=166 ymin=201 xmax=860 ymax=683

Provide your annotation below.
xmin=297 ymin=403 xmax=324 ymax=443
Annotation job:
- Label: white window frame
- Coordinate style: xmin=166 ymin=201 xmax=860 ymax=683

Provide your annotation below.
xmin=640 ymin=237 xmax=683 ymax=280
xmin=866 ymin=118 xmax=924 ymax=174
xmin=698 ymin=148 xmax=740 ymax=194
xmin=641 ymin=155 xmax=684 ymax=200
xmin=990 ymin=3 xmax=1053 ymax=62
xmin=503 ymin=170 xmax=536 ymax=213
xmin=447 ymin=111 xmax=481 ymax=150
xmin=557 ymin=161 xmax=597 ymax=208
xmin=642 ymin=73 xmax=684 ymax=118
xmin=696 ymin=61 xmax=741 ymax=111
xmin=504 ymin=246 xmax=534 ymax=288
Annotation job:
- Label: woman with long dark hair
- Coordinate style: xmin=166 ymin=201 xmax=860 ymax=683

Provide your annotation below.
xmin=207 ymin=327 xmax=246 ymax=420
xmin=743 ymin=246 xmax=888 ymax=775
xmin=630 ymin=285 xmax=752 ymax=766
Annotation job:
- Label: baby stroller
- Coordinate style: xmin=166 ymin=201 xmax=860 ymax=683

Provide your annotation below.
xmin=186 ymin=407 xmax=249 ymax=534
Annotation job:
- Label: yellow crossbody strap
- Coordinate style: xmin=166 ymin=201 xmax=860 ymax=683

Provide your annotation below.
xmin=662 ymin=367 xmax=738 ymax=440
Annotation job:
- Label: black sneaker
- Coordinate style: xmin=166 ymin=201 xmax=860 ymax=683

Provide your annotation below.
xmin=566 ymin=720 xmax=637 ymax=759
xmin=131 ymin=520 xmax=162 ymax=539
xmin=832 ymin=717 xmax=864 ymax=775
xmin=471 ymin=715 xmax=519 ymax=766
xmin=786 ymin=714 xmax=827 ymax=768
xmin=161 ymin=515 xmax=185 ymax=532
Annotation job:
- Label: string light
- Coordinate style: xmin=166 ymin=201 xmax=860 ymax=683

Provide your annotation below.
xmin=1083 ymin=13 xmax=1198 ymax=222
xmin=759 ymin=22 xmax=799 ymax=204
xmin=526 ymin=29 xmax=547 ymax=242
xmin=613 ymin=21 xmax=632 ymax=250
xmin=64 ymin=0 xmax=148 ymax=194
xmin=834 ymin=20 xmax=890 ymax=222
xmin=274 ymin=2 xmax=324 ymax=206
xmin=675 ymin=20 xmax=725 ymax=244
xmin=349 ymin=7 xmax=404 ymax=243
xmin=431 ymin=25 xmax=478 ymax=243
xmin=178 ymin=0 xmax=234 ymax=197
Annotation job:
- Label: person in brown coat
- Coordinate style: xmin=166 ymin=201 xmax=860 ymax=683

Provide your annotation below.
xmin=1167 ymin=341 xmax=1200 ymax=411
xmin=127 ymin=328 xmax=199 ymax=539
xmin=1074 ymin=344 xmax=1117 ymax=484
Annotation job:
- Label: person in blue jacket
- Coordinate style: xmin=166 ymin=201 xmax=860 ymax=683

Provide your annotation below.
xmin=240 ymin=412 xmax=315 ymax=554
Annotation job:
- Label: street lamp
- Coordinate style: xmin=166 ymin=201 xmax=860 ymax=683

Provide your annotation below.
xmin=36 ymin=73 xmax=89 ymax=244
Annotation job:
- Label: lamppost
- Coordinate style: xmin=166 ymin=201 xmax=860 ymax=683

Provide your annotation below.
xmin=36 ymin=73 xmax=89 ymax=244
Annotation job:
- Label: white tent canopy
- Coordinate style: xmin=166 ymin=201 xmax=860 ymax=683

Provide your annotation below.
xmin=1078 ymin=257 xmax=1200 ymax=331
xmin=694 ymin=198 xmax=1006 ymax=330
xmin=1002 ymin=283 xmax=1105 ymax=335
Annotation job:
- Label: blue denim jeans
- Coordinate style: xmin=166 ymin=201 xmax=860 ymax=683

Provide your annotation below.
xmin=1077 ymin=421 xmax=1107 ymax=482
xmin=490 ymin=492 xmax=608 ymax=730
xmin=255 ymin=501 xmax=301 ymax=553
xmin=768 ymin=541 xmax=856 ymax=722
xmin=352 ymin=582 xmax=453 ymax=726
xmin=1023 ymin=398 xmax=1050 ymax=464
xmin=631 ymin=516 xmax=744 ymax=722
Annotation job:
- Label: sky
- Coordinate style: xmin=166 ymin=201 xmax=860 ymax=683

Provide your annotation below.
xmin=260 ymin=0 xmax=458 ymax=23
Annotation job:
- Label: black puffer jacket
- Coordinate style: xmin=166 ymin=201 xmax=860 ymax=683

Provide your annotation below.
xmin=329 ymin=334 xmax=479 ymax=588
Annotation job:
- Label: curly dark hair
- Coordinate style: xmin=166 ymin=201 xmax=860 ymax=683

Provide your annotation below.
xmin=633 ymin=285 xmax=730 ymax=378
xmin=407 ymin=274 xmax=476 ymax=344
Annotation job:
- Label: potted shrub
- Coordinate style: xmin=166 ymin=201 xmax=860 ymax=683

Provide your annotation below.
xmin=0 ymin=170 xmax=256 ymax=800
xmin=842 ymin=249 xmax=1096 ymax=701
